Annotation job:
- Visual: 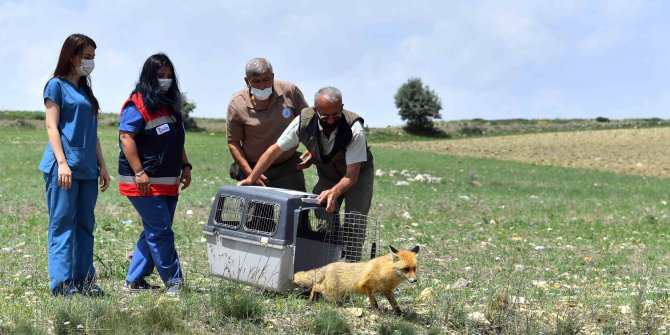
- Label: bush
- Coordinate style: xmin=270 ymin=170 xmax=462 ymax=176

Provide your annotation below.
xmin=312 ymin=310 xmax=351 ymax=335
xmin=211 ymin=285 xmax=266 ymax=323
xmin=459 ymin=126 xmax=484 ymax=137
xmin=181 ymin=93 xmax=200 ymax=131
xmin=595 ymin=116 xmax=610 ymax=122
xmin=378 ymin=320 xmax=417 ymax=335
xmin=0 ymin=319 xmax=44 ymax=335
xmin=394 ymin=78 xmax=442 ymax=134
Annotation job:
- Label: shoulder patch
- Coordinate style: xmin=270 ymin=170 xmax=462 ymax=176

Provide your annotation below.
xmin=282 ymin=107 xmax=293 ymax=119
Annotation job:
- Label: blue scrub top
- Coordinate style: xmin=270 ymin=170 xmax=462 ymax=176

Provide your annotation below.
xmin=118 ymin=105 xmax=144 ymax=134
xmin=38 ymin=78 xmax=99 ymax=179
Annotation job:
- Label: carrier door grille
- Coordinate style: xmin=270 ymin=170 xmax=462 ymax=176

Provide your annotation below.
xmin=213 ymin=195 xmax=243 ymax=229
xmin=244 ymin=201 xmax=280 ymax=235
xmin=296 ymin=209 xmax=380 ymax=262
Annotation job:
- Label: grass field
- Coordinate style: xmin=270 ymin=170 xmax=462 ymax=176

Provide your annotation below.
xmin=1 ymin=119 xmax=670 ymax=334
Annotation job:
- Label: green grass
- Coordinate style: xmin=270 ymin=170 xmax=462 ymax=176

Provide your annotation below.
xmin=312 ymin=309 xmax=351 ymax=335
xmin=1 ymin=123 xmax=670 ymax=333
xmin=4 ymin=109 xmax=668 ymax=142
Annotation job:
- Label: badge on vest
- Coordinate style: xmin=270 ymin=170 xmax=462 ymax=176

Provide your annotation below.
xmin=281 ymin=107 xmax=292 ymax=119
xmin=156 ymin=123 xmax=170 ymax=135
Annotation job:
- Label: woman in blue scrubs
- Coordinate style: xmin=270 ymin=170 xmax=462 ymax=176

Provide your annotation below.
xmin=118 ymin=53 xmax=192 ymax=296
xmin=39 ymin=33 xmax=110 ymax=297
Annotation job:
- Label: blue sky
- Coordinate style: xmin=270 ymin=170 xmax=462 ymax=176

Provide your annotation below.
xmin=1 ymin=0 xmax=669 ymax=127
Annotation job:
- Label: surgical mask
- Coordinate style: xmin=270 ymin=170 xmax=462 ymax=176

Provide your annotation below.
xmin=158 ymin=78 xmax=173 ymax=92
xmin=319 ymin=118 xmax=339 ymax=132
xmin=250 ymin=86 xmax=272 ymax=100
xmin=75 ymin=59 xmax=95 ymax=76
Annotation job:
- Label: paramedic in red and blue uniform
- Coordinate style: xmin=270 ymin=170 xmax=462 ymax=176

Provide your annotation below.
xmin=117 ymin=53 xmax=192 ymax=296
xmin=39 ymin=34 xmax=110 ymax=297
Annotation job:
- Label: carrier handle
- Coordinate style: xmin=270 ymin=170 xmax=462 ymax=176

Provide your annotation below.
xmin=301 ymin=197 xmax=321 ymax=204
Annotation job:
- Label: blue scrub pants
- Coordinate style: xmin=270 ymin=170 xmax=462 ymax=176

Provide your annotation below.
xmin=44 ymin=169 xmax=98 ymax=295
xmin=126 ymin=196 xmax=182 ymax=286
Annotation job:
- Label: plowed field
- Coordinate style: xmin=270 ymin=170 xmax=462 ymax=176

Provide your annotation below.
xmin=375 ymin=127 xmax=670 ymax=178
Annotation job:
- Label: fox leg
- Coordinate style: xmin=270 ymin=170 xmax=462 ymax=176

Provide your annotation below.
xmin=364 ymin=287 xmax=379 ymax=310
xmin=309 ymin=284 xmax=321 ymax=302
xmin=384 ymin=291 xmax=402 ymax=315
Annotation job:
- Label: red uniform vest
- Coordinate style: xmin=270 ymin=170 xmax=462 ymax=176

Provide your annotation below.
xmin=118 ymin=92 xmax=185 ymax=196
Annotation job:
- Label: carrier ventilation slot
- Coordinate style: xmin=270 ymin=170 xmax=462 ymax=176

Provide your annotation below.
xmin=213 ymin=195 xmax=243 ymax=229
xmin=244 ymin=201 xmax=280 ymax=235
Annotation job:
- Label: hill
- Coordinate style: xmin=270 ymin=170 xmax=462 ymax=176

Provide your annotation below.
xmin=1 ymin=110 xmax=668 ymax=138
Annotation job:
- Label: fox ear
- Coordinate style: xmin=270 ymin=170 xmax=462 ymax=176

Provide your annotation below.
xmin=389 ymin=246 xmax=400 ymax=261
xmin=410 ymin=245 xmax=420 ymax=254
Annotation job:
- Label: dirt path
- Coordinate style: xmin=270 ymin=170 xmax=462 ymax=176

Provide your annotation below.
xmin=374 ymin=127 xmax=670 ymax=178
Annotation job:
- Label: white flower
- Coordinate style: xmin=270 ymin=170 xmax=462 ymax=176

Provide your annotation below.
xmin=467 ymin=312 xmax=489 ymax=324
xmin=532 ymin=280 xmax=548 ymax=288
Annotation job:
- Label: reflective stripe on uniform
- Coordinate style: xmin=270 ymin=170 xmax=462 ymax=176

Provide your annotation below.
xmin=118 ymin=175 xmax=179 ymax=184
xmin=118 ymin=182 xmax=179 ymax=197
xmin=145 ymin=115 xmax=177 ymax=130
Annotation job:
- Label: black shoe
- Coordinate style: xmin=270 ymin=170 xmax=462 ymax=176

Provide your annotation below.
xmin=81 ymin=283 xmax=105 ymax=297
xmin=53 ymin=280 xmax=78 ymax=297
xmin=122 ymin=279 xmax=160 ymax=293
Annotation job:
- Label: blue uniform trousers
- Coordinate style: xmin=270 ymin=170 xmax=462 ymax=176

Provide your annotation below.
xmin=126 ymin=196 xmax=182 ymax=286
xmin=44 ymin=169 xmax=98 ymax=295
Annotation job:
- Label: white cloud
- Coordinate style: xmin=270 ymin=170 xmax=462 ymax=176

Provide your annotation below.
xmin=1 ymin=0 xmax=668 ymax=125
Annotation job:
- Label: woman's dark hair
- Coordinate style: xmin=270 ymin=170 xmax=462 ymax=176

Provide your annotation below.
xmin=133 ymin=53 xmax=182 ymax=115
xmin=52 ymin=33 xmax=100 ymax=114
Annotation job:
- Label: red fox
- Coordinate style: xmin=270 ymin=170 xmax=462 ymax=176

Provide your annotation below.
xmin=293 ymin=245 xmax=419 ymax=315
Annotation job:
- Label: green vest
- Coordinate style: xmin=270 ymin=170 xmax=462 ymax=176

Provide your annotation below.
xmin=298 ymin=108 xmax=373 ymax=181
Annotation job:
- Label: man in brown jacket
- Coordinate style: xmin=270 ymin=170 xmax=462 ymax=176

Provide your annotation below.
xmin=227 ymin=57 xmax=310 ymax=191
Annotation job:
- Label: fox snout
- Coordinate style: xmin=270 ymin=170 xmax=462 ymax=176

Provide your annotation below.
xmin=406 ymin=273 xmax=418 ymax=283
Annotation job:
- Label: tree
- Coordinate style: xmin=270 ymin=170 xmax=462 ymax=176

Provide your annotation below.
xmin=394 ymin=78 xmax=442 ymax=133
xmin=181 ymin=93 xmax=200 ymax=131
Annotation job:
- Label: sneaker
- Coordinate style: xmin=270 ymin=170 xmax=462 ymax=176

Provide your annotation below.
xmin=166 ymin=282 xmax=181 ymax=296
xmin=81 ymin=283 xmax=105 ymax=297
xmin=122 ymin=279 xmax=160 ymax=293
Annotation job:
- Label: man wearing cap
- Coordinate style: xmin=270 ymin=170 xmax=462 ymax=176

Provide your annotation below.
xmin=227 ymin=57 xmax=310 ymax=190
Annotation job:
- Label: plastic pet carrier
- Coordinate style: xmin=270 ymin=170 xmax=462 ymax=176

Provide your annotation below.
xmin=203 ymin=186 xmax=379 ymax=291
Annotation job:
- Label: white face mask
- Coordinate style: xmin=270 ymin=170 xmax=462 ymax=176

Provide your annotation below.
xmin=75 ymin=59 xmax=95 ymax=76
xmin=158 ymin=78 xmax=173 ymax=92
xmin=250 ymin=86 xmax=272 ymax=100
